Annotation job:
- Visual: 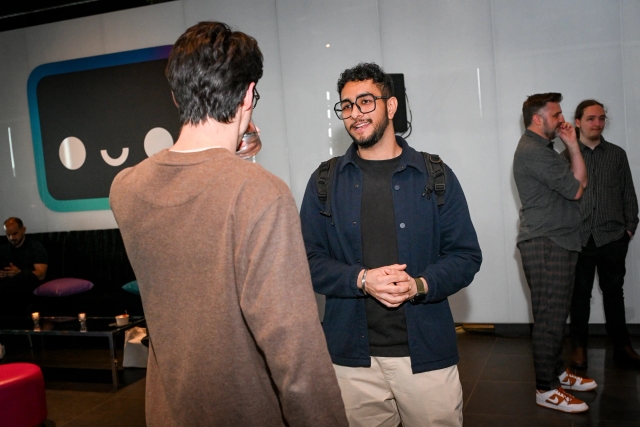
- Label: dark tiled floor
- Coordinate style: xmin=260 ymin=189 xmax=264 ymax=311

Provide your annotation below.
xmin=459 ymin=330 xmax=640 ymax=427
xmin=2 ymin=330 xmax=639 ymax=426
xmin=44 ymin=385 xmax=144 ymax=427
xmin=1 ymin=336 xmax=146 ymax=427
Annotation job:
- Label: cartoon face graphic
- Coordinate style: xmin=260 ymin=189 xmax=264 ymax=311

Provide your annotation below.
xmin=28 ymin=46 xmax=180 ymax=212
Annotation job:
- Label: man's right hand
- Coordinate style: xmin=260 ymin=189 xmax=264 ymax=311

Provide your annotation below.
xmin=2 ymin=264 xmax=20 ymax=278
xmin=557 ymin=122 xmax=578 ymax=147
xmin=359 ymin=264 xmax=413 ymax=308
xmin=557 ymin=121 xmax=588 ymax=199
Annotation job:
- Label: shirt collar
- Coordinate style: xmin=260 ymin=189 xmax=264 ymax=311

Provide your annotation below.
xmin=340 ymin=135 xmax=423 ymax=173
xmin=524 ymin=129 xmax=554 ymax=149
xmin=578 ymin=136 xmax=608 ymax=152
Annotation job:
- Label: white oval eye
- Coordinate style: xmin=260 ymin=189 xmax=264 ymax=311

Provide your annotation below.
xmin=144 ymin=127 xmax=174 ymax=157
xmin=100 ymin=148 xmax=129 ymax=166
xmin=59 ymin=137 xmax=86 ymax=170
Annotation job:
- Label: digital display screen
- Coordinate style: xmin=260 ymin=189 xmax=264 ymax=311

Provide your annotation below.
xmin=27 ymin=45 xmax=180 ymax=212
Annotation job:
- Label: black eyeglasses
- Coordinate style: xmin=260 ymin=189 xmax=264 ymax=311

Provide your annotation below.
xmin=252 ymin=87 xmax=260 ymax=109
xmin=334 ymin=93 xmax=390 ymax=120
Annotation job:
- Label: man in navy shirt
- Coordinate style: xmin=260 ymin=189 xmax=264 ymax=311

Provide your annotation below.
xmin=300 ymin=63 xmax=481 ymax=427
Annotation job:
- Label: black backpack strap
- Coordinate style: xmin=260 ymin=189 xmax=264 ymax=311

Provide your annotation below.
xmin=421 ymin=152 xmax=446 ymax=206
xmin=317 ymin=157 xmax=338 ymax=218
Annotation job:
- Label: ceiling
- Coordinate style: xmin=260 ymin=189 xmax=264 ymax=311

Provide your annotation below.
xmin=0 ymin=0 xmax=175 ymax=33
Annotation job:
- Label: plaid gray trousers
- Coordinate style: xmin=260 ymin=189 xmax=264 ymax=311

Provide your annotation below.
xmin=518 ymin=237 xmax=578 ymax=390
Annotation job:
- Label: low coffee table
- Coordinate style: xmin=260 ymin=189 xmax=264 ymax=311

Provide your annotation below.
xmin=0 ymin=316 xmax=145 ymax=390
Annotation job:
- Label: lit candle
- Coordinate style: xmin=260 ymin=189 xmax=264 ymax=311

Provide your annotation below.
xmin=32 ymin=312 xmax=40 ymax=320
xmin=78 ymin=313 xmax=86 ymax=321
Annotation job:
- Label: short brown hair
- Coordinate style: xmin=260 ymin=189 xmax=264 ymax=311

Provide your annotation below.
xmin=522 ymin=93 xmax=562 ymax=128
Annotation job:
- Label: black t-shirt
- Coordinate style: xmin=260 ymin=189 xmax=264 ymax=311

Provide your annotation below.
xmin=355 ymin=154 xmax=409 ymax=357
xmin=0 ymin=237 xmax=48 ymax=272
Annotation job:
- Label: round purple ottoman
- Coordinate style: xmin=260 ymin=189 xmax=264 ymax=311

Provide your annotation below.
xmin=0 ymin=363 xmax=47 ymax=427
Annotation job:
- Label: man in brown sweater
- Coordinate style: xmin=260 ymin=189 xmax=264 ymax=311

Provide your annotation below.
xmin=110 ymin=22 xmax=347 ymax=427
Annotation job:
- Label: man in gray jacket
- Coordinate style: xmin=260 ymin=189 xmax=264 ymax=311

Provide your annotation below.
xmin=514 ymin=92 xmax=596 ymax=414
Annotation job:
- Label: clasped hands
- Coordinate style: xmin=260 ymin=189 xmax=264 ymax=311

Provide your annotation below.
xmin=0 ymin=263 xmax=21 ymax=279
xmin=360 ymin=264 xmax=425 ymax=308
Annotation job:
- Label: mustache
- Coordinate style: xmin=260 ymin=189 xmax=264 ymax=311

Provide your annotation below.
xmin=350 ymin=119 xmax=372 ymax=130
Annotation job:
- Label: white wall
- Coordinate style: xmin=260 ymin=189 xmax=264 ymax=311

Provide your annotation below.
xmin=0 ymin=0 xmax=638 ymax=324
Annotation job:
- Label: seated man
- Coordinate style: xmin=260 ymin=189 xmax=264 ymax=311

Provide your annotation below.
xmin=0 ymin=217 xmax=48 ymax=300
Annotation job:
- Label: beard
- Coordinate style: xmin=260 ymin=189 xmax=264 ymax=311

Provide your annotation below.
xmin=10 ymin=236 xmax=25 ymax=247
xmin=348 ymin=116 xmax=390 ymax=149
xmin=541 ymin=117 xmax=558 ymax=140
xmin=579 ymin=128 xmax=602 ymax=142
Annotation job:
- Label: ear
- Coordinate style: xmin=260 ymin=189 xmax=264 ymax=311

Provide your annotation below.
xmin=241 ymin=82 xmax=256 ymax=112
xmin=532 ymin=113 xmax=543 ymax=126
xmin=575 ymin=118 xmax=581 ymax=129
xmin=386 ymin=96 xmax=398 ymax=120
xmin=171 ymin=92 xmax=179 ymax=108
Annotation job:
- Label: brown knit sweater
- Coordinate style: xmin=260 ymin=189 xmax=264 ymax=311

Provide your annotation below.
xmin=110 ymin=148 xmax=347 ymax=427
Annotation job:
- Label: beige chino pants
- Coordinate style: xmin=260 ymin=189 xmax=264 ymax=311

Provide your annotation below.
xmin=333 ymin=357 xmax=463 ymax=427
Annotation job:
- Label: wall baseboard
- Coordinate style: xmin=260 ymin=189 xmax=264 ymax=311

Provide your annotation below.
xmin=461 ymin=323 xmax=640 ymax=338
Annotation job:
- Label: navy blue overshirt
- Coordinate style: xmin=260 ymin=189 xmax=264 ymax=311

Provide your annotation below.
xmin=300 ymin=136 xmax=482 ymax=373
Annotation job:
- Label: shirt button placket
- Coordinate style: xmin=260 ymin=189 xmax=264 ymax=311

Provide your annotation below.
xmin=395 ymin=186 xmax=403 ymax=230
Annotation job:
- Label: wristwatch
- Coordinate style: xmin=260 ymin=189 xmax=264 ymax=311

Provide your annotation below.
xmin=411 ymin=277 xmax=427 ymax=303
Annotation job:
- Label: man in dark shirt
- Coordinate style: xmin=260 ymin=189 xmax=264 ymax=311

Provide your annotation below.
xmin=0 ymin=217 xmax=48 ymax=294
xmin=513 ymin=93 xmax=595 ymax=413
xmin=301 ymin=63 xmax=481 ymax=427
xmin=567 ymin=100 xmax=639 ymax=370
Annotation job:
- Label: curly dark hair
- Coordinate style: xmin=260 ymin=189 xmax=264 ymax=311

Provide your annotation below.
xmin=336 ymin=63 xmax=394 ymax=98
xmin=166 ymin=21 xmax=264 ymax=125
xmin=522 ymin=92 xmax=562 ymax=128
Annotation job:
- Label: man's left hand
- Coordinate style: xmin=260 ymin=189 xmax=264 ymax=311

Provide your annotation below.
xmin=385 ymin=268 xmax=428 ymax=304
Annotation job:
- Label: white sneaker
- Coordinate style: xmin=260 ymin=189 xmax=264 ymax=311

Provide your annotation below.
xmin=536 ymin=387 xmax=589 ymax=413
xmin=559 ymin=369 xmax=597 ymax=391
